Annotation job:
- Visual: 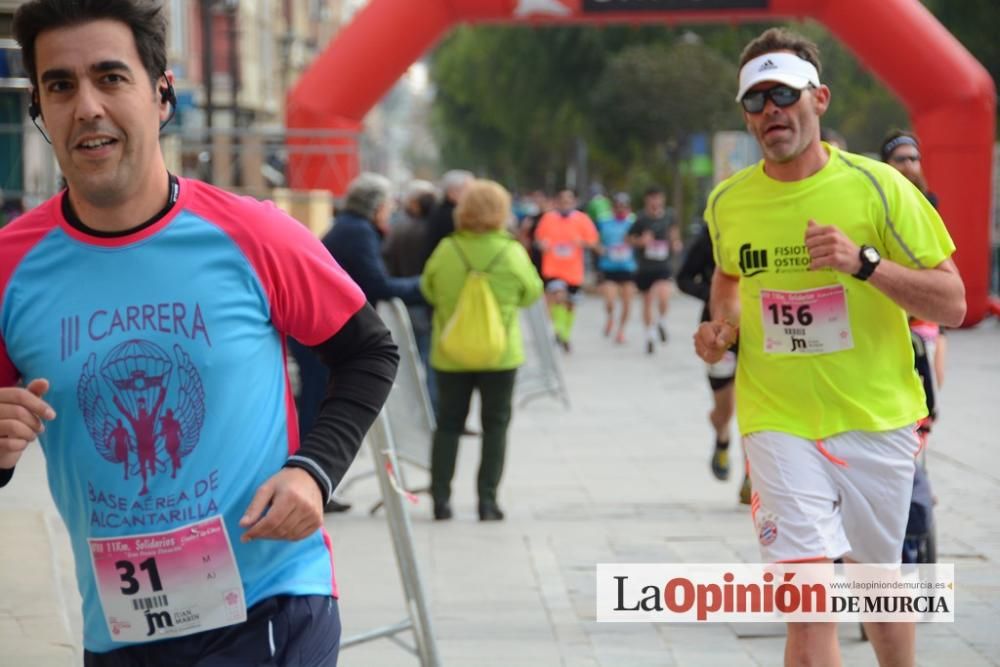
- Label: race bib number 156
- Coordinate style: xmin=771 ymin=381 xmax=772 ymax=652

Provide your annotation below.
xmin=760 ymin=285 xmax=853 ymax=355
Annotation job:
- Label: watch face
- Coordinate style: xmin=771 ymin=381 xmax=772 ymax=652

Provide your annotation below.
xmin=863 ymin=247 xmax=881 ymax=263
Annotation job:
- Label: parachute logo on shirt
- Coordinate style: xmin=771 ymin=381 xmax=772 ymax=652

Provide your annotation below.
xmin=78 ymin=339 xmax=206 ymax=496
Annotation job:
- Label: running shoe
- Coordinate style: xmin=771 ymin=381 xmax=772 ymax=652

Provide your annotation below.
xmin=711 ymin=445 xmax=730 ymax=481
xmin=739 ymin=475 xmax=752 ymax=505
xmin=658 ymin=323 xmax=668 ymax=343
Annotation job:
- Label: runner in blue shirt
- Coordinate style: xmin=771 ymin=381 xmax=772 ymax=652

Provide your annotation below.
xmin=595 ymin=193 xmax=637 ymax=344
xmin=1 ymin=2 xmax=398 ymax=664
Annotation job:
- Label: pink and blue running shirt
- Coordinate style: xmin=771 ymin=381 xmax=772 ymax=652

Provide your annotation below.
xmin=0 ymin=178 xmax=366 ymax=652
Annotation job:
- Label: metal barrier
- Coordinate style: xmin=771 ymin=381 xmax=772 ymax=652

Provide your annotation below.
xmin=376 ymin=299 xmax=435 ymax=470
xmin=340 ymin=410 xmax=441 ymax=667
xmin=338 ymin=300 xmax=434 ymax=506
xmin=515 ymin=300 xmax=571 ymax=409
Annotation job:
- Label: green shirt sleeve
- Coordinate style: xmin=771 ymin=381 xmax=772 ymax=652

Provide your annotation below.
xmin=703 ymin=184 xmax=735 ymax=275
xmin=879 ymin=168 xmax=956 ymax=270
xmin=420 ymin=246 xmax=441 ymax=306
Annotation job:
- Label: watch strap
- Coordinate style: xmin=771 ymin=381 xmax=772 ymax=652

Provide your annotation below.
xmin=853 ymin=245 xmax=879 ymax=281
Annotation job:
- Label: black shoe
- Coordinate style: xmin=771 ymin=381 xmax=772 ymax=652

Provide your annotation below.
xmin=433 ymin=499 xmax=453 ymax=521
xmin=324 ymin=498 xmax=352 ymax=513
xmin=478 ymin=501 xmax=505 ymax=521
xmin=646 ymin=340 xmax=655 ymax=355
xmin=658 ymin=324 xmax=668 ymax=343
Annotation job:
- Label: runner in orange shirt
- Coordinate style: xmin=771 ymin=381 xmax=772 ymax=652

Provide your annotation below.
xmin=534 ymin=189 xmax=599 ymax=351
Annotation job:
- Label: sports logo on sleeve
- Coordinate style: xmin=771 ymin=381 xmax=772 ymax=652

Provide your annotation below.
xmin=78 ymin=340 xmax=206 ymax=496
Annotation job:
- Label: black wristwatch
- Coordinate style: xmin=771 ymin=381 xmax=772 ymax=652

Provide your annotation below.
xmin=853 ymin=245 xmax=881 ymax=281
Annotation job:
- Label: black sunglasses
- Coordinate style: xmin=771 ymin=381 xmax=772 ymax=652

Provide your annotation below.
xmin=889 ymin=154 xmax=921 ymax=164
xmin=740 ymin=85 xmax=804 ymax=113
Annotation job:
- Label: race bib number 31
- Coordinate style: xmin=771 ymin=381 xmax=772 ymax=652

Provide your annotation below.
xmin=89 ymin=517 xmax=246 ymax=643
xmin=760 ymin=285 xmax=853 ymax=355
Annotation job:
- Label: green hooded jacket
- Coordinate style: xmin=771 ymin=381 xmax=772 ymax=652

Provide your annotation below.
xmin=421 ymin=231 xmax=543 ymax=371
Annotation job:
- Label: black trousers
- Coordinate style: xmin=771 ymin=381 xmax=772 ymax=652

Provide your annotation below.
xmin=431 ymin=369 xmax=517 ymax=505
xmin=84 ymin=595 xmax=340 ymax=667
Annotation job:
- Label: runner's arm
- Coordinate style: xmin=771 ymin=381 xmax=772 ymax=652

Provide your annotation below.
xmin=867 ymin=259 xmax=965 ymax=327
xmin=804 ymin=221 xmax=965 ymax=326
xmin=694 ymin=270 xmax=739 ymax=364
xmin=669 ymin=223 xmax=683 ymax=254
xmin=282 ymin=303 xmax=399 ymax=502
xmin=709 ymin=269 xmax=740 ymax=325
xmin=0 ymin=379 xmax=56 ymax=487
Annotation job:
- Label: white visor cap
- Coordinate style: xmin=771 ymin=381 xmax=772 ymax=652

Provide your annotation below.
xmin=736 ymin=52 xmax=821 ymax=103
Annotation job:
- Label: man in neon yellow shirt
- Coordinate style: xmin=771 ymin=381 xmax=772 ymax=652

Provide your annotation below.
xmin=695 ymin=28 xmax=965 ymax=667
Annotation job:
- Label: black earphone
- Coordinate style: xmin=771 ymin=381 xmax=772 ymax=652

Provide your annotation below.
xmin=159 ymin=78 xmax=177 ymax=130
xmin=28 ymin=91 xmax=49 ymax=143
xmin=28 ymin=93 xmax=41 ymax=121
xmin=160 ymin=80 xmax=177 ymax=108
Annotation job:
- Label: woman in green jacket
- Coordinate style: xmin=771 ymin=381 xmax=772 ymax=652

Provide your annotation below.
xmin=421 ymin=180 xmax=543 ymax=521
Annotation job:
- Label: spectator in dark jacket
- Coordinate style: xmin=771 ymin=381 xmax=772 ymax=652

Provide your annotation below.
xmin=383 ymin=179 xmax=440 ymax=411
xmin=384 ymin=179 xmax=438 ymax=278
xmin=324 ymin=173 xmax=424 ymax=306
xmin=421 ymin=169 xmax=474 ymax=269
xmin=292 ymin=174 xmax=424 ymax=513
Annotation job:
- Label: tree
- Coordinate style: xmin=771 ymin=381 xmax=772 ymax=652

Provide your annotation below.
xmin=428 ymin=8 xmax=996 ymax=192
xmin=921 ymin=0 xmax=1000 ymax=132
xmin=590 ymin=38 xmax=738 ymax=222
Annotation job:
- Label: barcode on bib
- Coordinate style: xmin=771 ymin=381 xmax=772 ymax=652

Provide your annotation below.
xmin=132 ymin=594 xmax=169 ymax=611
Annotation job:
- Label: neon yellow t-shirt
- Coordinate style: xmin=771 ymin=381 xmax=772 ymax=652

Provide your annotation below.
xmin=704 ymin=144 xmax=955 ymax=439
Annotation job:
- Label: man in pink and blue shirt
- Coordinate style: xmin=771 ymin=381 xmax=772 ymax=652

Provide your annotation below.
xmin=1 ymin=2 xmax=398 ymax=664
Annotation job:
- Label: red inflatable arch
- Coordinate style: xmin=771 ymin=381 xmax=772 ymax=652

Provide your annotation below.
xmin=287 ymin=0 xmax=995 ymax=325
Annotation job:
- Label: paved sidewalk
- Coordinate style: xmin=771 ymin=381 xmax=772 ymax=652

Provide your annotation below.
xmin=3 ymin=293 xmax=999 ymax=666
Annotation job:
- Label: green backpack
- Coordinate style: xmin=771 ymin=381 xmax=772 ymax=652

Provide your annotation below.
xmin=439 ymin=239 xmax=512 ymax=368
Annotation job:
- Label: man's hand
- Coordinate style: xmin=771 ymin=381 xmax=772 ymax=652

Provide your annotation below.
xmin=804 ymin=220 xmax=861 ymax=274
xmin=239 ymin=467 xmax=324 ymax=543
xmin=0 ymin=379 xmax=56 ymax=469
xmin=694 ymin=320 xmax=738 ymax=364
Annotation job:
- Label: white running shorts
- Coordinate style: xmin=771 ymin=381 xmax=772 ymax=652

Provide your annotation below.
xmin=745 ymin=426 xmax=918 ymax=564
